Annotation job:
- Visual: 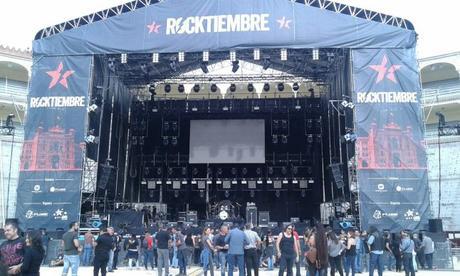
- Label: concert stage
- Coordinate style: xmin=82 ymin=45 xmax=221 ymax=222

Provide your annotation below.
xmin=17 ymin=0 xmax=429 ymax=233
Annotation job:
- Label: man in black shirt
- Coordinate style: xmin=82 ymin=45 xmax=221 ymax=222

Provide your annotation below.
xmin=155 ymin=224 xmax=171 ymax=276
xmin=93 ymin=228 xmax=113 ymax=276
xmin=214 ymin=225 xmax=229 ymax=276
xmin=0 ymin=221 xmax=25 ymax=275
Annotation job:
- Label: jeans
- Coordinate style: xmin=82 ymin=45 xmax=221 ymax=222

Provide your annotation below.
xmin=369 ymin=253 xmax=383 ymax=276
xmin=403 ymin=253 xmax=415 ymax=276
xmin=203 ymin=250 xmax=214 ymax=276
xmin=62 ymin=255 xmax=80 ymax=276
xmin=107 ymin=249 xmax=114 ymax=271
xmin=344 ymin=255 xmax=356 ymax=276
xmin=307 ymin=266 xmax=326 ymax=276
xmin=354 ymin=252 xmax=362 ymax=273
xmin=178 ymin=249 xmax=187 ymax=275
xmin=143 ymin=250 xmax=154 ymax=269
xmin=384 ymin=251 xmax=395 ymax=270
xmin=244 ymin=248 xmax=259 ymax=276
xmin=425 ymin=253 xmax=433 ymax=269
xmin=329 ymin=255 xmax=344 ymax=276
xmin=278 ymin=254 xmax=295 ymax=276
xmin=362 ymin=253 xmax=369 ymax=272
xmin=228 ymin=254 xmax=245 ymax=276
xmin=218 ymin=251 xmax=228 ymax=276
xmin=93 ymin=256 xmax=108 ymax=276
xmin=157 ymin=248 xmax=170 ymax=276
xmin=267 ymin=255 xmax=274 ymax=270
xmin=82 ymin=245 xmax=93 ymax=266
xmin=113 ymin=249 xmax=119 ymax=269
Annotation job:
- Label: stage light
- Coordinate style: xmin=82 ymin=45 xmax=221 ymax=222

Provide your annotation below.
xmin=263 ymin=56 xmax=271 ymax=70
xmin=178 ymin=51 xmax=185 ymax=62
xmin=171 ymin=136 xmax=178 ymax=146
xmin=344 ymin=132 xmax=357 ymax=143
xmin=263 ymin=83 xmax=270 ymax=92
xmin=169 ymin=56 xmax=177 ymax=72
xmin=292 ymin=166 xmax=298 ymax=175
xmin=224 ymin=190 xmax=230 ymax=198
xmin=273 ymin=120 xmax=279 ymax=130
xmin=193 ymin=84 xmax=200 ymax=93
xmin=162 ymin=136 xmax=169 ymax=146
xmin=211 ymin=84 xmax=218 ymax=93
xmin=307 ymin=134 xmax=314 ymax=143
xmin=178 ymin=84 xmax=185 ymax=93
xmin=164 ymin=84 xmax=171 ymax=93
xmin=316 ymin=134 xmax=322 ymax=143
xmin=281 ymin=166 xmax=288 ymax=175
xmin=156 ymin=167 xmax=163 ymax=176
xmin=275 ymin=190 xmax=281 ymax=198
xmin=168 ymin=167 xmax=174 ymax=176
xmin=256 ymin=167 xmax=262 ymax=176
xmin=301 ymin=190 xmax=306 ymax=197
xmin=148 ymin=84 xmax=156 ymax=95
xmin=312 ymin=48 xmax=319 ymax=60
xmin=232 ymin=60 xmax=240 ymax=73
xmin=229 ymin=50 xmax=236 ymax=62
xmin=171 ymin=121 xmax=178 ymax=132
xmin=152 ymin=52 xmax=159 ymax=63
xmin=292 ymin=82 xmax=300 ymax=91
xmin=88 ymin=104 xmax=98 ymax=113
xmin=217 ymin=168 xmax=223 ymax=176
xmin=341 ymin=100 xmax=354 ymax=109
xmin=121 ymin=53 xmax=127 ymax=64
xmin=281 ymin=120 xmax=288 ymax=130
xmin=281 ymin=135 xmax=288 ymax=144
xmin=268 ymin=166 xmax=274 ymax=175
xmin=84 ymin=135 xmax=97 ymax=144
xmin=181 ymin=167 xmax=187 ymax=176
xmin=242 ymin=167 xmax=248 ymax=176
xmin=231 ymin=167 xmax=237 ymax=176
xmin=163 ymin=121 xmax=170 ymax=132
xmin=229 ymin=84 xmax=236 ymax=92
xmin=247 ymin=83 xmax=254 ymax=92
xmin=192 ymin=168 xmax=199 ymax=176
xmin=203 ymin=50 xmax=209 ymax=62
xmin=254 ymin=48 xmax=260 ymax=60
xmin=277 ymin=83 xmax=285 ymax=92
xmin=200 ymin=62 xmax=209 ymax=74
xmin=250 ymin=190 xmax=255 ymax=198
xmin=306 ymin=119 xmax=313 ymax=129
xmin=272 ymin=135 xmax=278 ymax=144
xmin=281 ymin=48 xmax=287 ymax=61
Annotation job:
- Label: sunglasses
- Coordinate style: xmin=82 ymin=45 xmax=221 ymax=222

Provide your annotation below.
xmin=287 ymin=228 xmax=293 ymax=230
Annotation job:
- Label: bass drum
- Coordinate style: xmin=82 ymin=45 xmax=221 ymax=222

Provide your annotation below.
xmin=215 ymin=200 xmax=234 ymax=220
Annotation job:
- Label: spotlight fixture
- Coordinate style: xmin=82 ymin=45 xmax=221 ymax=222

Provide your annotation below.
xmin=84 ymin=135 xmax=97 ymax=144
xmin=169 ymin=56 xmax=177 ymax=72
xmin=163 ymin=121 xmax=170 ymax=132
xmin=121 ymin=53 xmax=127 ymax=64
xmin=306 ymin=119 xmax=313 ymax=129
xmin=312 ymin=48 xmax=319 ymax=60
xmin=171 ymin=136 xmax=178 ymax=146
xmin=200 ymin=62 xmax=209 ymax=74
xmin=281 ymin=166 xmax=288 ymax=175
xmin=247 ymin=83 xmax=254 ymax=92
xmin=152 ymin=52 xmax=159 ymax=63
xmin=307 ymin=134 xmax=314 ymax=143
xmin=273 ymin=120 xmax=279 ymax=130
xmin=231 ymin=60 xmax=240 ymax=73
xmin=292 ymin=82 xmax=300 ymax=91
xmin=156 ymin=167 xmax=163 ymax=176
xmin=277 ymin=83 xmax=285 ymax=92
xmin=231 ymin=167 xmax=237 ymax=176
xmin=203 ymin=50 xmax=209 ymax=62
xmin=268 ymin=167 xmax=274 ymax=175
xmin=178 ymin=84 xmax=185 ymax=93
xmin=162 ymin=136 xmax=169 ymax=146
xmin=88 ymin=104 xmax=98 ymax=113
xmin=254 ymin=48 xmax=260 ymax=60
xmin=263 ymin=56 xmax=271 ymax=70
xmin=164 ymin=84 xmax=171 ymax=93
xmin=281 ymin=48 xmax=287 ymax=61
xmin=217 ymin=168 xmax=223 ymax=176
xmin=341 ymin=100 xmax=355 ymax=109
xmin=181 ymin=167 xmax=187 ymax=176
xmin=272 ymin=135 xmax=278 ymax=144
xmin=210 ymin=84 xmax=218 ymax=93
xmin=263 ymin=83 xmax=270 ymax=92
xmin=192 ymin=168 xmax=199 ymax=176
xmin=229 ymin=83 xmax=236 ymax=92
xmin=193 ymin=84 xmax=200 ymax=93
xmin=256 ymin=167 xmax=262 ymax=176
xmin=178 ymin=51 xmax=185 ymax=62
xmin=281 ymin=120 xmax=288 ymax=130
xmin=242 ymin=167 xmax=248 ymax=176
xmin=344 ymin=132 xmax=357 ymax=143
xmin=281 ymin=135 xmax=288 ymax=144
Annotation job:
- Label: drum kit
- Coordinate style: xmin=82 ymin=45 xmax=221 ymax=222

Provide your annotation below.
xmin=211 ymin=200 xmax=240 ymax=221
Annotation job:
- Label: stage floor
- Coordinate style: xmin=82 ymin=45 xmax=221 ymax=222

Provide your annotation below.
xmin=41 ymin=266 xmax=459 ymax=275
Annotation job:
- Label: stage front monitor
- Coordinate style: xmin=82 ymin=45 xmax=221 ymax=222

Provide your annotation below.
xmin=189 ymin=119 xmax=265 ymax=164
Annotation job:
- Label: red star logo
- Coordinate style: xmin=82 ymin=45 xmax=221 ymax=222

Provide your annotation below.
xmin=277 ymin=17 xmax=292 ymax=29
xmin=147 ymin=22 xmax=161 ymax=34
xmin=46 ymin=62 xmax=74 ymax=89
xmin=369 ymin=55 xmax=401 ymax=84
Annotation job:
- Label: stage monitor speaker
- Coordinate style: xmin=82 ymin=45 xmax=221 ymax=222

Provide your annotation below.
xmin=246 ymin=207 xmax=258 ymax=226
xmin=99 ymin=164 xmax=116 ymax=189
xmin=268 ymin=222 xmax=278 ymax=228
xmin=258 ymin=211 xmax=270 ymax=227
xmin=429 ymin=219 xmax=443 ymax=233
xmin=329 ymin=163 xmax=344 ymax=189
xmin=186 ymin=212 xmax=197 ymax=224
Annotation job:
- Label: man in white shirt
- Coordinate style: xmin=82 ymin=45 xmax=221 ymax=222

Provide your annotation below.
xmin=243 ymin=223 xmax=261 ymax=276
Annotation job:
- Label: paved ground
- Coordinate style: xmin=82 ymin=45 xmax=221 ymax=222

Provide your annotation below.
xmin=43 ymin=266 xmax=459 ymax=275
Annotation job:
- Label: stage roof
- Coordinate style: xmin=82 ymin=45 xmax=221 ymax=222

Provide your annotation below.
xmin=32 ymin=0 xmax=417 ymax=56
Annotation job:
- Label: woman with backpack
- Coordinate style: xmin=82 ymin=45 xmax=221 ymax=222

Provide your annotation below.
xmin=306 ymin=224 xmax=328 ymax=276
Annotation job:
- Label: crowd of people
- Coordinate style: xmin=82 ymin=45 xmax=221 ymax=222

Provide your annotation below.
xmin=0 ymin=219 xmax=437 ymax=276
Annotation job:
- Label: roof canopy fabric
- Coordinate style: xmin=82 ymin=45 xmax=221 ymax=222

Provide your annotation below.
xmin=33 ymin=0 xmax=416 ymax=56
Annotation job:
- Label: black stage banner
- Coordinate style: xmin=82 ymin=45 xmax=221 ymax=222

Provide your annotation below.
xmin=352 ymin=49 xmax=430 ymax=232
xmin=16 ymin=55 xmax=92 ymax=230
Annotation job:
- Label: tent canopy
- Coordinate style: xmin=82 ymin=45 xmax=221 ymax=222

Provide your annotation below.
xmin=33 ymin=0 xmax=416 ymax=56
